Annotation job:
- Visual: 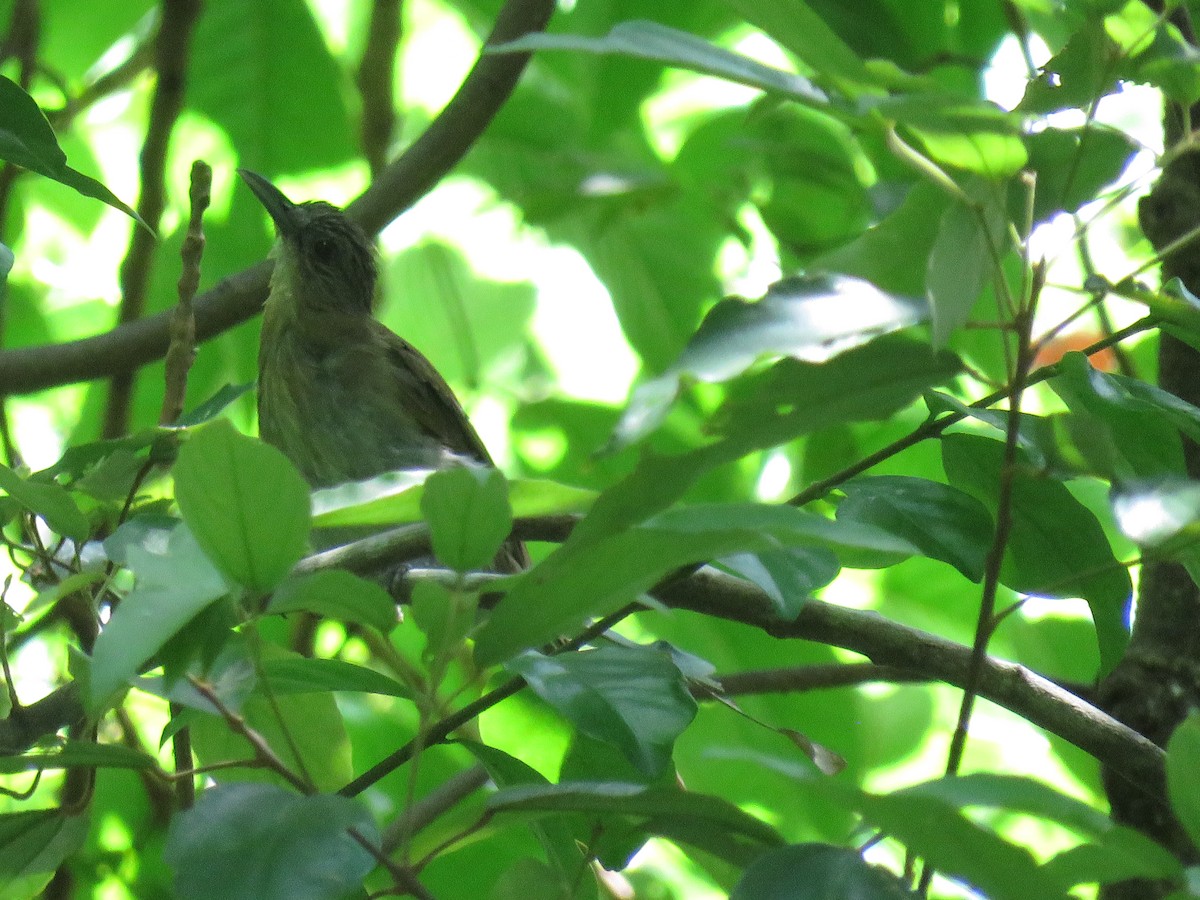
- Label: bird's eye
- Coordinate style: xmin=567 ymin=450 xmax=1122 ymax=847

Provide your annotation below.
xmin=311 ymin=237 xmax=336 ymax=263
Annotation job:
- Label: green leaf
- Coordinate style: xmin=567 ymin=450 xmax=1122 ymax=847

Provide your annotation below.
xmin=490 ymin=20 xmax=827 ymax=105
xmin=614 ymin=275 xmax=928 ymax=446
xmin=927 ymin=197 xmax=1005 ymax=348
xmin=0 ymin=76 xmax=144 ymax=225
xmin=1023 ymin=127 xmax=1138 ymax=223
xmin=190 ymin=685 xmax=352 ymax=793
xmin=1048 ymin=352 xmax=1189 ymax=479
xmin=0 ymin=741 xmax=157 ymax=773
xmin=0 ymin=464 xmax=89 ymax=543
xmin=712 ymin=336 xmax=962 ymax=446
xmin=174 ymin=419 xmax=310 ymax=593
xmin=89 ymin=522 xmax=229 ymax=710
xmin=164 ymin=784 xmax=376 ymax=900
xmin=420 ymin=467 xmax=514 ymax=571
xmin=942 ymin=433 xmax=1131 ymax=675
xmin=719 ymin=547 xmax=840 ymax=617
xmin=1168 ymin=715 xmax=1200 ymax=853
xmin=732 ymin=843 xmax=918 ymax=899
xmin=189 ymin=0 xmax=355 ymax=174
xmin=488 ymin=781 xmax=783 ymax=865
xmin=837 ymin=476 xmax=993 ymax=581
xmin=476 ymin=503 xmax=915 ymax=666
xmin=410 ymin=580 xmax=476 ymax=662
xmin=0 ymin=811 xmax=88 ymax=900
xmin=721 ymin=0 xmax=876 ymax=90
xmin=508 ymin=646 xmax=697 ymax=778
xmin=267 ymin=570 xmax=397 ymax=632
xmin=259 ymin=656 xmax=412 ymax=699
xmin=876 ymin=93 xmax=1028 ymax=176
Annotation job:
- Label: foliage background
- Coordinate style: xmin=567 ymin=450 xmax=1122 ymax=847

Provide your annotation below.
xmin=2 ymin=0 xmax=1200 ymax=898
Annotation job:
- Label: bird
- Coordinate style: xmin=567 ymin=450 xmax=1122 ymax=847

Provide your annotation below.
xmin=239 ymin=168 xmax=527 ymax=574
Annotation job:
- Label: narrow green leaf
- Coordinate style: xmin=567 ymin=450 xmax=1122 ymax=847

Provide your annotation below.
xmin=89 ymin=523 xmax=228 ymax=710
xmin=508 ymin=646 xmax=697 ymax=778
xmin=174 ymin=419 xmax=311 ymax=593
xmin=490 ymin=20 xmax=826 ymax=105
xmin=164 ymin=784 xmax=375 ymax=900
xmin=420 ymin=467 xmax=513 ymax=571
xmin=719 ymin=547 xmax=840 ymax=617
xmin=0 ymin=741 xmax=157 ymax=773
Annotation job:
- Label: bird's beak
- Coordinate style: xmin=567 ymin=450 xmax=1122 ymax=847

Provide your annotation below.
xmin=238 ymin=168 xmax=302 ymax=240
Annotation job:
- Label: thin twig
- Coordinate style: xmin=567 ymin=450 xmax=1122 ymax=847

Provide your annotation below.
xmin=356 ymin=0 xmax=402 ymax=175
xmin=160 ymin=160 xmax=210 ymax=425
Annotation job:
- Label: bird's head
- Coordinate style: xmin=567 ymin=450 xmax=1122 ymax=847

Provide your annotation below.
xmin=239 ymin=168 xmax=377 ymax=317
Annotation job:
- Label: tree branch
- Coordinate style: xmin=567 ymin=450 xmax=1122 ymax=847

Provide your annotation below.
xmin=0 ymin=0 xmax=555 ymax=397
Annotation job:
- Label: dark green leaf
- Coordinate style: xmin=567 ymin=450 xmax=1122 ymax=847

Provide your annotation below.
xmin=731 ymin=843 xmax=918 ymax=899
xmin=174 ymin=419 xmax=310 ymax=593
xmin=164 ymin=784 xmax=375 ymax=900
xmin=508 ymin=646 xmax=697 ymax=777
xmin=837 ymin=475 xmax=993 ymax=581
xmin=1023 ymin=127 xmax=1138 ymax=223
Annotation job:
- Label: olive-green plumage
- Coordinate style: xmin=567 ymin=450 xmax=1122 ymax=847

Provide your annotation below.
xmin=240 ymin=169 xmax=525 ymax=571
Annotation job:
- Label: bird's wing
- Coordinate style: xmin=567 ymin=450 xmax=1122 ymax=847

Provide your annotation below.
xmin=377 ymin=323 xmax=495 ymax=465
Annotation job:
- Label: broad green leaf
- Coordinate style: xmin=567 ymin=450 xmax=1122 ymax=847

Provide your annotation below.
xmin=1168 ymin=714 xmax=1200 ymax=852
xmin=1020 ymin=19 xmax=1118 ymax=115
xmin=174 ymin=419 xmax=310 ymax=593
xmin=259 ymin=656 xmax=412 ymax=699
xmin=164 ymin=784 xmax=376 ymax=900
xmin=89 ymin=522 xmax=229 ymax=710
xmin=614 ymin=275 xmax=928 ymax=446
xmin=189 ymin=0 xmax=355 ymax=174
xmin=0 ymin=811 xmax=88 ymax=900
xmin=837 ymin=475 xmax=993 ymax=582
xmin=0 ymin=741 xmax=156 ymax=773
xmin=508 ymin=646 xmax=697 ymax=778
xmin=874 ymin=93 xmax=1028 ymax=176
xmin=0 ymin=76 xmax=143 ymax=225
xmin=0 ymin=464 xmax=89 ymax=542
xmin=731 ymin=843 xmax=918 ymax=899
xmin=475 ymin=503 xmax=916 ymax=666
xmin=942 ymin=433 xmax=1131 ymax=675
xmin=267 ymin=570 xmax=397 ymax=632
xmin=190 ymin=686 xmax=352 ymax=793
xmin=490 ymin=21 xmax=826 ymax=105
xmin=421 ymin=467 xmax=513 ymax=571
